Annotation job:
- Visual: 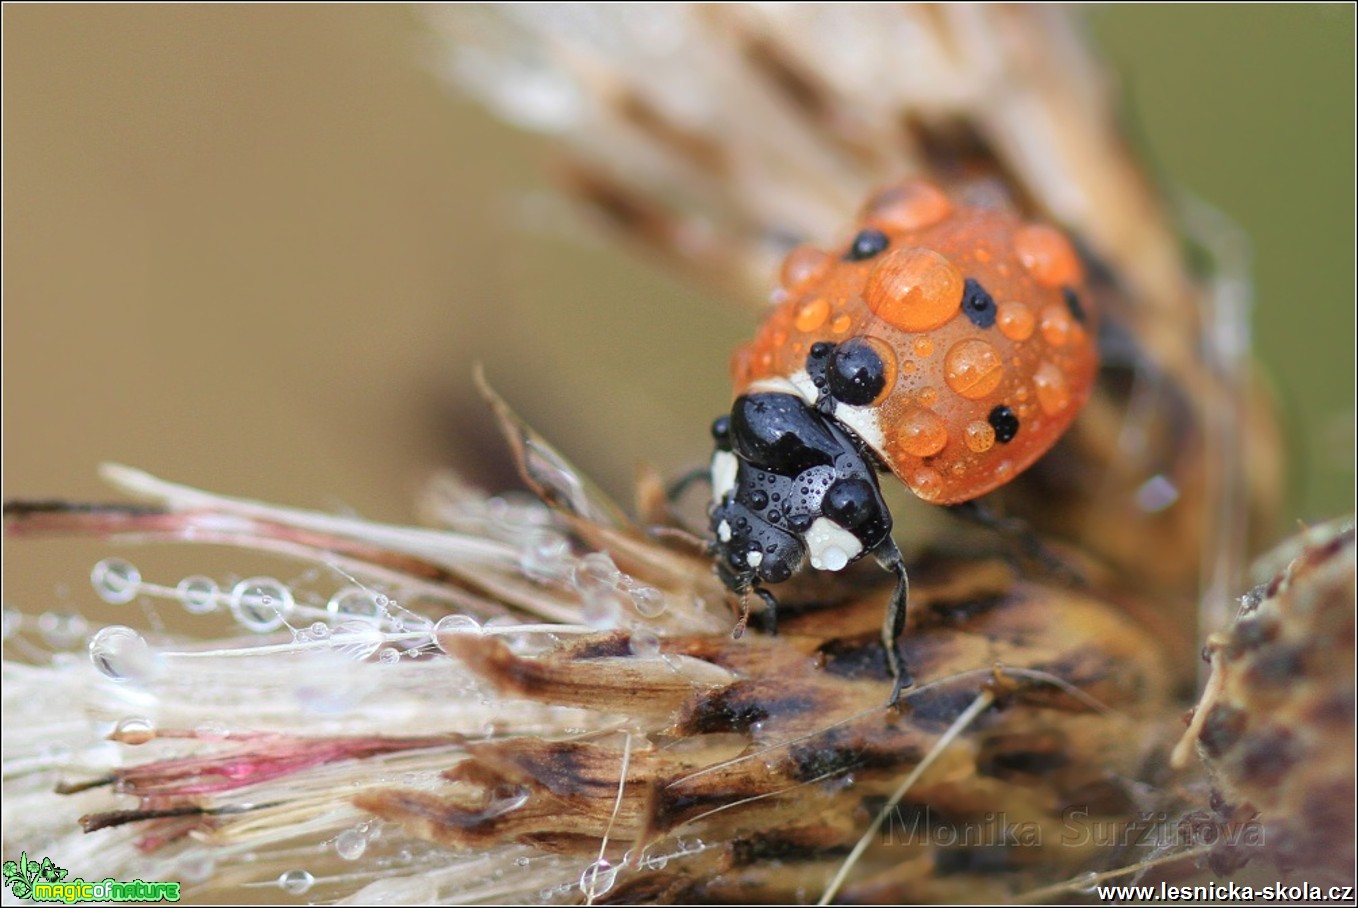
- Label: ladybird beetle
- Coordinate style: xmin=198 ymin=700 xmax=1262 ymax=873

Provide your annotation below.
xmin=707 ymin=179 xmax=1098 ymax=705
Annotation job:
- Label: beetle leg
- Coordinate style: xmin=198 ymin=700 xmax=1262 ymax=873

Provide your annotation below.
xmin=665 ymin=464 xmax=711 ymax=504
xmin=947 ymin=499 xmax=1083 ymax=585
xmin=875 ymin=541 xmax=912 ymax=706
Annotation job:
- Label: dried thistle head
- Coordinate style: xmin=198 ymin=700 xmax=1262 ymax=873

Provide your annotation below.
xmin=1176 ymin=517 xmax=1356 ymax=880
xmin=3 ymin=380 xmax=1189 ymax=904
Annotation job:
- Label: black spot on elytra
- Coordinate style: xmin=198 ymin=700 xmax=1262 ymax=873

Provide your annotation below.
xmin=988 ymin=405 xmax=1020 ymax=443
xmin=961 ymin=278 xmax=997 ymax=328
xmin=844 ymin=228 xmax=889 ymax=261
xmin=1062 ymin=285 xmax=1087 ymax=323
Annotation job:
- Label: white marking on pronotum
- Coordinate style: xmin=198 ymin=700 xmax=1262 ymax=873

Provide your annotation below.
xmin=710 ymin=450 xmax=738 ymax=503
xmin=803 ymin=517 xmax=862 ymax=572
xmin=786 ymin=368 xmax=819 ymax=406
xmin=717 ymin=520 xmax=732 ymax=543
xmin=746 ymin=375 xmax=806 ymax=402
xmin=746 ymin=550 xmax=764 ymax=569
xmin=832 ymin=402 xmax=887 ymax=457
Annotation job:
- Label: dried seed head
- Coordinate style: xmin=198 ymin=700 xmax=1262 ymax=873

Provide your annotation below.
xmin=1178 ymin=518 xmax=1356 ymax=877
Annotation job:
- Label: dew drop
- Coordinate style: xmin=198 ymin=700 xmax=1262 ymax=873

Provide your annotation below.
xmin=1039 ymin=304 xmax=1072 ymax=347
xmin=326 ymin=586 xmax=383 ymax=623
xmin=578 ymin=858 xmax=619 ymax=900
xmin=779 ymin=244 xmax=829 ymax=291
xmin=112 ymin=716 xmax=156 ymax=745
xmin=229 ymin=577 xmax=294 ymax=633
xmin=907 ymin=467 xmax=945 ymax=502
xmin=38 ymin=611 xmax=88 ymax=648
xmin=378 ymin=647 xmax=401 ymax=665
xmin=278 ymin=870 xmax=314 ymax=895
xmin=944 ymin=338 xmax=1004 ymax=400
xmin=794 ymin=297 xmax=830 ymax=333
xmin=91 ymin=558 xmax=141 ymax=604
xmin=1013 ymin=223 xmax=1082 ymax=288
xmin=1032 ymin=360 xmax=1071 ymax=415
xmin=629 ymin=630 xmax=661 ymax=658
xmin=176 ymin=576 xmax=220 ymax=614
xmin=309 ymin=621 xmax=331 ymax=639
xmin=335 ymin=829 xmax=367 ymax=861
xmin=894 ymin=408 xmax=949 ymax=458
xmin=964 ymin=420 xmax=996 ymax=453
xmin=574 ymin=553 xmax=625 ymax=629
xmin=573 ymin=552 xmax=619 ymax=592
xmin=518 ymin=528 xmax=572 ymax=583
xmin=88 ymin=626 xmax=163 ymax=684
xmin=434 ymin=614 xmax=483 ymax=650
xmin=997 ymin=301 xmax=1035 ymax=341
xmin=864 ymin=247 xmax=963 ymax=333
xmin=628 ymin=584 xmax=668 ymax=618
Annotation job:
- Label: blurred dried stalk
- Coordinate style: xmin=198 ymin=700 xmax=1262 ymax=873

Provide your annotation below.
xmin=3 ymin=4 xmax=1349 ymax=905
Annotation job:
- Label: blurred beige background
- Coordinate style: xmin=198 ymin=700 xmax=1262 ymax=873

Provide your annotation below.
xmin=4 ymin=6 xmax=1354 ymax=614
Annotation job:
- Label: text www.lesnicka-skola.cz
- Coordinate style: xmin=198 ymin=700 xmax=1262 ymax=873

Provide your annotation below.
xmin=1095 ymin=882 xmax=1354 ymax=902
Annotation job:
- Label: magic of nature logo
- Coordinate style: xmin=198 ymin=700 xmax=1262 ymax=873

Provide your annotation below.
xmin=3 ymin=852 xmax=181 ymax=903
